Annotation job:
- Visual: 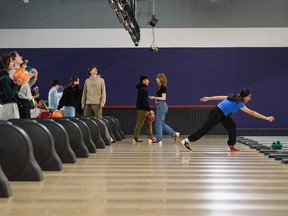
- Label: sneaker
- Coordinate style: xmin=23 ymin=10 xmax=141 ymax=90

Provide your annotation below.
xmin=133 ymin=138 xmax=143 ymax=144
xmin=173 ymin=132 xmax=180 ymax=143
xmin=228 ymin=146 xmax=240 ymax=152
xmin=151 ymin=138 xmax=159 ymax=143
xmin=181 ymin=138 xmax=192 ymax=151
xmin=148 ymin=137 xmax=157 ymax=144
xmin=151 ymin=139 xmax=162 ymax=145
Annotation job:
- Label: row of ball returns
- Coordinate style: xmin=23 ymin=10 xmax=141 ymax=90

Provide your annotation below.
xmin=237 ymin=136 xmax=288 ymax=163
xmin=0 ymin=116 xmax=125 ymax=198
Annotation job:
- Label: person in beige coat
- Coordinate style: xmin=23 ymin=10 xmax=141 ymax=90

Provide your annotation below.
xmin=81 ymin=65 xmax=106 ymax=118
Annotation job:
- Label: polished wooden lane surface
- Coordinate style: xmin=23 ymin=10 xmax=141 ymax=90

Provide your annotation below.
xmin=1 ymin=137 xmax=288 ymax=216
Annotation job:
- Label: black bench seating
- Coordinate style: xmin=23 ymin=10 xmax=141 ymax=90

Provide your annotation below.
xmin=89 ymin=117 xmax=111 ymax=146
xmin=35 ymin=118 xmax=76 ymax=163
xmin=69 ymin=118 xmax=97 ymax=153
xmin=102 ymin=117 xmax=116 ymax=143
xmin=80 ymin=117 xmax=105 ymax=149
xmin=0 ymin=121 xmax=43 ymax=181
xmin=107 ymin=116 xmax=125 ymax=139
xmin=104 ymin=116 xmax=121 ymax=141
xmin=9 ymin=119 xmax=63 ymax=171
xmin=0 ymin=163 xmax=12 ymax=197
xmin=53 ymin=118 xmax=89 ymax=158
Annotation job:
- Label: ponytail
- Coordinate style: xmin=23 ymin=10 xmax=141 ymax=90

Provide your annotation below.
xmin=227 ymin=94 xmax=242 ymax=102
xmin=227 ymin=89 xmax=250 ymax=103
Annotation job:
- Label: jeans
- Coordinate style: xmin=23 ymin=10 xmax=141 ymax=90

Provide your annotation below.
xmin=63 ymin=106 xmax=75 ymax=117
xmin=187 ymin=106 xmax=237 ymax=146
xmin=155 ymin=102 xmax=176 ymax=141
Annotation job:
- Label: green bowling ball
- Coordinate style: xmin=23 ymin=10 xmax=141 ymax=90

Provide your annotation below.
xmin=25 ymin=66 xmax=35 ymax=73
xmin=271 ymin=140 xmax=283 ymax=150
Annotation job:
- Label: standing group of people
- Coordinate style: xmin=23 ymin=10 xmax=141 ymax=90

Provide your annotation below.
xmin=48 ymin=65 xmax=106 ymax=119
xmin=133 ymin=74 xmax=275 ymax=152
xmin=133 ymin=73 xmax=180 ymax=145
xmin=0 ymin=50 xmax=276 ymax=152
xmin=0 ymin=51 xmax=107 ymax=120
xmin=0 ymin=51 xmax=38 ymax=120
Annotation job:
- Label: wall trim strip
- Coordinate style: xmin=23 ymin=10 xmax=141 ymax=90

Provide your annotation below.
xmin=1 ymin=28 xmax=288 ymax=48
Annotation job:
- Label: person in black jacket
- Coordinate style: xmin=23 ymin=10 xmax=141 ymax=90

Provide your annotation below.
xmin=0 ymin=54 xmax=22 ymax=120
xmin=57 ymin=76 xmax=82 ymax=117
xmin=133 ymin=75 xmax=156 ymax=143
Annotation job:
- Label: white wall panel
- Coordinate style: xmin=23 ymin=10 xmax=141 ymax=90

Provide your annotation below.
xmin=1 ymin=28 xmax=288 ymax=48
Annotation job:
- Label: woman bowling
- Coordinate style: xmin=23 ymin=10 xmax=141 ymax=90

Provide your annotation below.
xmin=181 ymin=89 xmax=275 ymax=152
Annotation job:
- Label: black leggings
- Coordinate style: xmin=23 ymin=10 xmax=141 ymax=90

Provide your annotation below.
xmin=188 ymin=106 xmax=236 ymax=146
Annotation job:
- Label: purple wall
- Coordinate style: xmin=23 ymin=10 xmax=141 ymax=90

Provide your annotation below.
xmin=1 ymin=47 xmax=287 ymax=128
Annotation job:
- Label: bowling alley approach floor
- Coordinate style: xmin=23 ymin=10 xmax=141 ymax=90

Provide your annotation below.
xmin=1 ymin=136 xmax=288 ymax=216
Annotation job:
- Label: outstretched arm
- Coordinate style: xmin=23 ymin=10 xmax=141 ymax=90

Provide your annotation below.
xmin=240 ymin=107 xmax=275 ymax=122
xmin=200 ymin=96 xmax=227 ymax=102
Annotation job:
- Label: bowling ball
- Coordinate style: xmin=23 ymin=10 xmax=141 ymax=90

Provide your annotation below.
xmin=51 ymin=110 xmax=63 ymax=118
xmin=38 ymin=111 xmax=52 ymax=118
xmin=13 ymin=68 xmax=30 ymax=85
xmin=271 ymin=140 xmax=282 ymax=150
xmin=146 ymin=111 xmax=155 ymax=122
xmin=25 ymin=66 xmax=35 ymax=73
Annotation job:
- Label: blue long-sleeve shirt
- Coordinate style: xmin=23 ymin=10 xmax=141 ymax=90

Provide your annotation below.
xmin=48 ymin=87 xmax=59 ymax=111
